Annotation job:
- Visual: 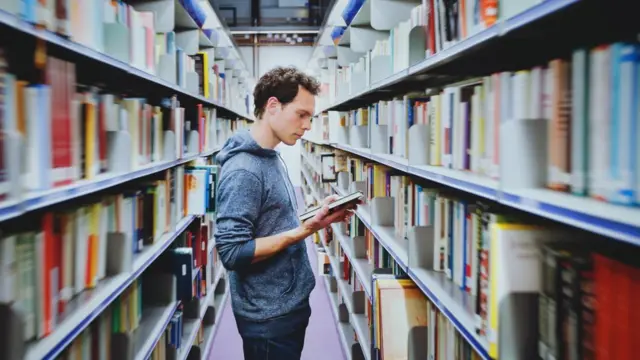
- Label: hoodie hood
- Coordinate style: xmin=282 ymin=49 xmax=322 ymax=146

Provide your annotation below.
xmin=216 ymin=129 xmax=278 ymax=166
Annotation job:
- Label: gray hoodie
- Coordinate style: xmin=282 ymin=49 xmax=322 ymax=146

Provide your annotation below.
xmin=214 ymin=129 xmax=316 ymax=338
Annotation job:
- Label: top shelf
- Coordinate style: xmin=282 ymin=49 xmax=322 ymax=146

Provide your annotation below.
xmin=0 ymin=5 xmax=253 ymax=121
xmin=314 ymin=0 xmax=621 ymax=114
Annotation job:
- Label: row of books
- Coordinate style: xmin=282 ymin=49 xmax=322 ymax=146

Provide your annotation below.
xmin=304 ymin=144 xmax=640 ymax=360
xmin=0 ymin=48 xmax=243 ymax=201
xmin=325 ymin=38 xmax=640 ymax=209
xmin=318 ymin=209 xmax=484 ymax=360
xmin=0 ymin=157 xmax=222 ymax=342
xmin=320 ymin=0 xmax=544 ymax=107
xmin=372 ymin=275 xmax=483 ymax=360
xmin=0 ymin=0 xmax=250 ymax=115
xmin=57 ymin=238 xmax=223 ymax=360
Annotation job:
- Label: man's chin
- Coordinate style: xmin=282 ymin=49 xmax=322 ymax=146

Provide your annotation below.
xmin=283 ymin=138 xmax=297 ymax=146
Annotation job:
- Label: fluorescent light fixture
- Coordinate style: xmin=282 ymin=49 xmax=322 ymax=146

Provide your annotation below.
xmin=231 ymin=29 xmax=319 ymax=35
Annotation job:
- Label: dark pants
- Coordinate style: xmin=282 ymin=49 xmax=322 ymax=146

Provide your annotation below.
xmin=241 ymin=323 xmax=308 ymax=360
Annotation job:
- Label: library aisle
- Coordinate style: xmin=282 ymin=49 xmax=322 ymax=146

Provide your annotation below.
xmin=209 ymin=188 xmax=346 ymax=360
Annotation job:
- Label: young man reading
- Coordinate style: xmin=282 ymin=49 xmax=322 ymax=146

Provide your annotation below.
xmin=214 ymin=66 xmax=358 ymax=360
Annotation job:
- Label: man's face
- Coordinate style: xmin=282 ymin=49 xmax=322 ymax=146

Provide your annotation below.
xmin=266 ymin=86 xmax=315 ymax=146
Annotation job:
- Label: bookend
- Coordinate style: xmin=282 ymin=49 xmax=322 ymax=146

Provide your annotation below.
xmin=348 ymin=125 xmax=369 ymax=149
xmin=107 ymin=131 xmax=133 ymax=172
xmin=185 ymin=72 xmax=199 ymax=95
xmin=338 ymin=303 xmax=349 ymax=323
xmin=349 ymin=180 xmax=368 ymax=198
xmin=407 ymin=325 xmax=429 ymax=360
xmin=130 ymin=0 xmax=175 ymax=34
xmin=369 ymin=125 xmax=389 ymax=155
xmin=370 ymin=55 xmax=392 ymax=85
xmin=103 ymin=23 xmax=130 ymax=64
xmin=157 ymin=54 xmax=177 ymax=84
xmin=352 ymin=343 xmax=366 ymax=360
xmin=186 ymin=130 xmax=200 ymax=154
xmin=106 ymin=232 xmax=133 ymax=275
xmin=330 ymin=276 xmax=338 ymax=293
xmin=183 ymin=296 xmax=201 ymax=319
xmin=203 ymin=305 xmax=216 ymax=326
xmin=336 ymin=171 xmax=351 ymax=192
xmin=336 ymin=221 xmax=349 ymax=235
xmin=352 ymin=235 xmax=367 ymax=259
xmin=0 ymin=304 xmax=25 ymax=360
xmin=500 ymin=118 xmax=547 ymax=189
xmin=162 ymin=131 xmax=177 ymax=161
xmin=352 ymin=291 xmax=365 ymax=315
xmin=408 ymin=26 xmax=427 ymax=66
xmin=407 ymin=124 xmax=430 ymax=166
xmin=499 ymin=293 xmax=539 ymax=360
xmin=407 ymin=226 xmax=436 ymax=270
xmin=370 ymin=197 xmax=395 ymax=227
xmin=186 ymin=347 xmax=201 ymax=360
xmin=214 ymin=277 xmax=226 ymax=295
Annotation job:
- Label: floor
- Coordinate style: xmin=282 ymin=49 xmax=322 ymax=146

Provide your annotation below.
xmin=209 ymin=187 xmax=346 ymax=360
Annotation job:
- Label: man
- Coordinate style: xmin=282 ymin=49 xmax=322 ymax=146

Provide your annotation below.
xmin=214 ymin=66 xmax=357 ymax=360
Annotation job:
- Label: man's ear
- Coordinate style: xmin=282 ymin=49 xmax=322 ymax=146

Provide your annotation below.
xmin=266 ymin=96 xmax=281 ymax=115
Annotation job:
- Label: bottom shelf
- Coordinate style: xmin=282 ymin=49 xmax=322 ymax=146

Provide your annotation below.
xmin=323 ymin=276 xmax=356 ymax=360
xmin=133 ymin=301 xmax=180 ymax=360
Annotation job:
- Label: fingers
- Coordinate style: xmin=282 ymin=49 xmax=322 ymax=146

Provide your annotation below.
xmin=323 ymin=194 xmax=339 ymax=205
xmin=326 ymin=208 xmax=354 ymax=224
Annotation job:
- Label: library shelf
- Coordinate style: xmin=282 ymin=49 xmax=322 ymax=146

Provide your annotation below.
xmin=314 ymin=0 xmax=583 ymax=115
xmin=304 ymin=142 xmax=640 ymax=246
xmin=0 ymin=10 xmax=252 ymax=122
xmin=301 ymin=151 xmax=323 ymax=176
xmin=200 ymin=286 xmax=230 ymax=359
xmin=500 ymin=188 xmax=640 ymax=246
xmin=322 ymin=276 xmax=356 ymax=360
xmin=330 ymin=223 xmax=374 ymax=300
xmin=330 ymin=183 xmax=409 ymax=269
xmin=134 ymin=301 xmax=181 ymax=360
xmin=322 ymin=239 xmax=372 ymax=360
xmin=302 ymin=154 xmax=490 ymax=360
xmin=0 ymin=153 xmax=205 ymax=223
xmin=24 ymin=215 xmax=197 ymax=360
xmin=407 ymin=268 xmax=490 ymax=360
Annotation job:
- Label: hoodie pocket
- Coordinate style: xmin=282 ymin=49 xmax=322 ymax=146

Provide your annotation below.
xmin=239 ymin=249 xmax=297 ymax=304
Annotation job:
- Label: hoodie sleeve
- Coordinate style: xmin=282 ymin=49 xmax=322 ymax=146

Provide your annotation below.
xmin=214 ymin=169 xmax=261 ymax=271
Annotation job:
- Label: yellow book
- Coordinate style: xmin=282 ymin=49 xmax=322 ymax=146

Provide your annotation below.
xmin=84 ymin=98 xmax=96 ymax=179
xmin=198 ymin=51 xmax=210 ymax=98
xmin=88 ymin=203 xmax=100 ymax=288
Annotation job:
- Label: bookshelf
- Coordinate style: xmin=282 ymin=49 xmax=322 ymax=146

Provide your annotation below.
xmin=0 ymin=0 xmax=247 ymax=359
xmin=304 ymin=1 xmax=640 ymax=359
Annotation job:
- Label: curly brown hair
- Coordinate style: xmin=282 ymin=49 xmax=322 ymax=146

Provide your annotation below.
xmin=253 ymin=66 xmax=321 ymax=119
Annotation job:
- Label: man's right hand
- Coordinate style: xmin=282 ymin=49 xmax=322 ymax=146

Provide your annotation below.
xmin=301 ymin=194 xmax=360 ymax=234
